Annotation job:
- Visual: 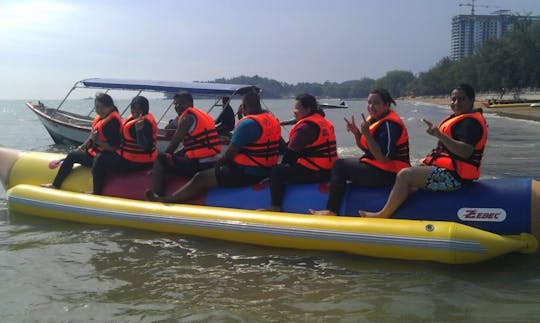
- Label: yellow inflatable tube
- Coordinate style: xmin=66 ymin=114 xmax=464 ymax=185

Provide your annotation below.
xmin=7 ymin=184 xmax=536 ymax=264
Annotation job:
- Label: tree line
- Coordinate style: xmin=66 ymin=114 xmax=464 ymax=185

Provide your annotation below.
xmin=210 ymin=18 xmax=539 ymax=99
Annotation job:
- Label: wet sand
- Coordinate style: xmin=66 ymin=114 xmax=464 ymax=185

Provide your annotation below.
xmin=406 ymin=97 xmax=540 ymax=122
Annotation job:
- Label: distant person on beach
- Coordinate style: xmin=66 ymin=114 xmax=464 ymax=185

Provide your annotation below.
xmin=41 ymin=93 xmax=122 ymax=190
xmin=360 ymin=83 xmax=488 ymax=218
xmin=260 ymin=93 xmax=337 ymax=212
xmin=310 ymin=88 xmax=410 ymax=216
xmin=214 ymin=96 xmax=235 ymax=136
xmin=91 ymin=96 xmax=158 ymax=195
xmin=145 ymin=91 xmax=222 ymax=197
xmin=498 ymin=87 xmax=506 ymax=100
xmin=145 ymin=91 xmax=281 ymax=203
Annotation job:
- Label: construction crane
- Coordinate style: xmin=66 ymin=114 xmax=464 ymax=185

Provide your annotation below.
xmin=459 ymin=0 xmax=499 ymax=16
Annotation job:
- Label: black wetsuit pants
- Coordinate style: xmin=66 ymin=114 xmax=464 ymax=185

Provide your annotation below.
xmin=92 ymin=151 xmax=153 ymax=195
xmin=52 ymin=150 xmax=94 ymax=188
xmin=270 ymin=163 xmax=331 ymax=207
xmin=326 ymin=158 xmax=396 ymax=214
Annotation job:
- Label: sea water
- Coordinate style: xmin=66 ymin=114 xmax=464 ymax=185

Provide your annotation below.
xmin=1 ymin=99 xmax=539 ymax=321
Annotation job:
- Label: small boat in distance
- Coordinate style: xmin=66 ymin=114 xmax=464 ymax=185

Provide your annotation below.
xmin=319 ymin=101 xmax=349 ymax=109
xmin=280 ymin=101 xmax=349 ymax=126
xmin=26 ymin=78 xmax=258 ymax=151
xmin=481 ymin=98 xmax=540 ymax=109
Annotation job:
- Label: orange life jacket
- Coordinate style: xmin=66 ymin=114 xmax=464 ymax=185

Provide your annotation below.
xmin=289 ymin=113 xmax=337 ymax=171
xmin=179 ymin=107 xmax=222 ymax=159
xmin=116 ymin=113 xmax=158 ymax=163
xmin=87 ymin=111 xmax=122 ymax=157
xmin=423 ymin=110 xmax=488 ymax=180
xmin=233 ymin=112 xmax=281 ymax=167
xmin=359 ymin=110 xmax=410 ymax=173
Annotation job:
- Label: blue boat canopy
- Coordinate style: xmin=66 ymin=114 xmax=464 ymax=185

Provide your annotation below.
xmin=79 ymin=78 xmax=260 ymax=96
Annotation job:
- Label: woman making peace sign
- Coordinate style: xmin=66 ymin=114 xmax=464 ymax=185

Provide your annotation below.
xmin=310 ymin=88 xmax=410 ymax=216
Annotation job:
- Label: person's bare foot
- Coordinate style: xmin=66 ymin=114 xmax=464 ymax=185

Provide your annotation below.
xmin=145 ymin=189 xmax=161 ymax=202
xmin=358 ymin=210 xmax=381 ymax=218
xmin=40 ymin=183 xmax=57 ymax=189
xmin=308 ymin=209 xmax=336 ymax=216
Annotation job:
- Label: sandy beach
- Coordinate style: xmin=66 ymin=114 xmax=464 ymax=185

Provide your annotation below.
xmin=407 ymin=96 xmax=540 ymax=122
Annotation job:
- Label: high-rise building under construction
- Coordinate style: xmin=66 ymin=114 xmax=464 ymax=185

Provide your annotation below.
xmin=450 ymin=11 xmax=518 ymax=60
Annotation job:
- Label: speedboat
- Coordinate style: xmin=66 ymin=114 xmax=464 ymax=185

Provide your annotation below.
xmin=1 ymin=147 xmax=538 ymax=264
xmin=319 ymin=101 xmax=349 ymax=109
xmin=279 ymin=101 xmax=349 ymax=125
xmin=25 ymin=78 xmax=258 ymax=151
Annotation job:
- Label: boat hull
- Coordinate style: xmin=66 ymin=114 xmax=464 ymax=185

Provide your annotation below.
xmin=487 ymin=103 xmax=535 ymax=109
xmin=318 ymin=103 xmax=349 ymax=109
xmin=7 ymin=150 xmax=539 ymax=237
xmin=26 ymin=102 xmax=91 ymax=144
xmin=7 ymin=184 xmax=536 ymax=264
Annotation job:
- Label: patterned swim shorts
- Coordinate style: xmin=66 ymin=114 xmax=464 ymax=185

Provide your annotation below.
xmin=424 ymin=166 xmax=462 ymax=192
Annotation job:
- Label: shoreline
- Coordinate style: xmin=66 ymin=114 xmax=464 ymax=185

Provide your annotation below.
xmin=405 ymin=97 xmax=540 ymax=122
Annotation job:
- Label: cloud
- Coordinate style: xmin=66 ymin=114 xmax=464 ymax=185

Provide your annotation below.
xmin=0 ymin=1 xmax=80 ymax=50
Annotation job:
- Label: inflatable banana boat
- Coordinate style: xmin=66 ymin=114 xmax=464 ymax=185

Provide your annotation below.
xmin=1 ymin=147 xmax=538 ymax=264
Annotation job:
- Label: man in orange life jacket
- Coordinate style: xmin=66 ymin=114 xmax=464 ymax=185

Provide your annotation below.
xmin=146 ymin=91 xmax=222 ymax=197
xmin=91 ymin=96 xmax=158 ymax=195
xmin=146 ymin=91 xmax=281 ymax=203
xmin=361 ymin=83 xmax=488 ymax=218
xmin=261 ymin=93 xmax=338 ymax=212
xmin=310 ymin=88 xmax=410 ymax=216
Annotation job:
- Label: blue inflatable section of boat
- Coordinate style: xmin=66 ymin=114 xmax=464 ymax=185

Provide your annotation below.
xmin=345 ymin=178 xmax=531 ymax=235
xmin=206 ymin=178 xmax=531 ymax=236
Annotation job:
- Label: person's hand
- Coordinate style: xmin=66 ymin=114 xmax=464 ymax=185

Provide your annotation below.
xmin=422 ymin=119 xmax=440 ymax=138
xmin=360 ymin=113 xmax=370 ymax=135
xmin=344 ymin=115 xmax=360 ymax=135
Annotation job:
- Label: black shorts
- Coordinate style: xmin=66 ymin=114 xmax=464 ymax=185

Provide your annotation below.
xmin=215 ymin=164 xmax=267 ymax=187
xmin=158 ymin=152 xmax=214 ymax=177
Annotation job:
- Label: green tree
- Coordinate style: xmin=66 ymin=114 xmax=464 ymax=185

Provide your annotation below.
xmin=410 ymin=58 xmax=455 ymax=95
xmin=345 ymin=78 xmax=375 ymax=98
xmin=473 ymin=18 xmax=540 ymax=92
xmin=374 ymin=70 xmax=415 ymax=97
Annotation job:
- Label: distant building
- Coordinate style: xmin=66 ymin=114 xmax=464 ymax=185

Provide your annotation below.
xmin=450 ymin=11 xmax=539 ymax=60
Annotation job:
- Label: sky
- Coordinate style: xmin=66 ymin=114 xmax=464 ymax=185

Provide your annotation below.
xmin=1 ymin=0 xmax=539 ymax=99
